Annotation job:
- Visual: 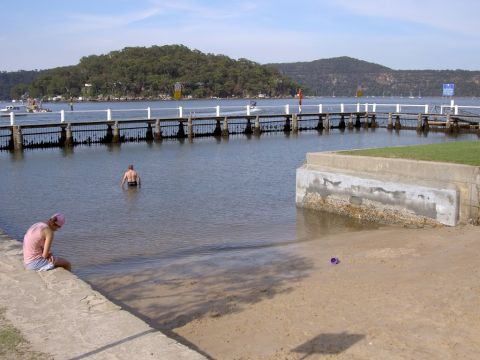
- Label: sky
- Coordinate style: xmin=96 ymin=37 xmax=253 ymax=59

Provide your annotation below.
xmin=1 ymin=0 xmax=479 ymax=72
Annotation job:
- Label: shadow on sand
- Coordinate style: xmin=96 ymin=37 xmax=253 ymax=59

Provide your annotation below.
xmin=293 ymin=332 xmax=365 ymax=359
xmin=90 ymin=252 xmax=314 ymax=358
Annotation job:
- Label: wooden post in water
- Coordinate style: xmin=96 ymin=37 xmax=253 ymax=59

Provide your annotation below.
xmin=423 ymin=116 xmax=429 ymax=132
xmin=416 ymin=113 xmax=423 ymax=132
xmin=245 ymin=118 xmax=253 ymax=135
xmin=187 ymin=115 xmax=194 ymax=140
xmin=112 ymin=122 xmax=120 ymax=143
xmin=445 ymin=114 xmax=453 ymax=133
xmin=316 ymin=115 xmax=324 ymax=131
xmin=254 ymin=115 xmax=261 ymax=136
xmin=59 ymin=125 xmax=67 ymax=146
xmin=213 ymin=119 xmax=222 ymax=137
xmin=355 ymin=114 xmax=361 ymax=128
xmin=177 ymin=121 xmax=186 ymax=138
xmin=292 ymin=114 xmax=298 ymax=133
xmin=363 ymin=113 xmax=369 ymax=129
xmin=154 ymin=119 xmax=162 ymax=141
xmin=12 ymin=126 xmax=23 ymax=151
xmin=283 ymin=115 xmax=291 ymax=132
xmin=222 ymin=117 xmax=229 ymax=137
xmin=387 ymin=113 xmax=393 ymax=130
xmin=452 ymin=119 xmax=459 ymax=133
xmin=65 ymin=124 xmax=73 ymax=147
xmin=146 ymin=123 xmax=153 ymax=141
xmin=370 ymin=114 xmax=377 ymax=128
xmin=395 ymin=115 xmax=401 ymax=130
xmin=338 ymin=115 xmax=346 ymax=129
xmin=445 ymin=114 xmax=451 ymax=130
xmin=348 ymin=114 xmax=354 ymax=130
xmin=323 ymin=113 xmax=330 ymax=131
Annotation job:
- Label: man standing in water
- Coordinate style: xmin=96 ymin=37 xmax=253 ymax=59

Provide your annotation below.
xmin=121 ymin=164 xmax=141 ymax=188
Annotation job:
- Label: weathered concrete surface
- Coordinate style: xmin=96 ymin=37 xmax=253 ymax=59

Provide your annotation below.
xmin=0 ymin=229 xmax=206 ymax=360
xmin=296 ymin=153 xmax=480 ymax=226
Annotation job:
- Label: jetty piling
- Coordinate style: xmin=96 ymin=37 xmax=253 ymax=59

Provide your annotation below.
xmin=12 ymin=125 xmax=23 ymax=151
xmin=65 ymin=124 xmax=73 ymax=147
xmin=323 ymin=114 xmax=331 ymax=131
xmin=146 ymin=123 xmax=154 ymax=141
xmin=154 ymin=119 xmax=163 ymax=141
xmin=292 ymin=114 xmax=298 ymax=133
xmin=254 ymin=115 xmax=261 ymax=136
xmin=395 ymin=115 xmax=402 ymax=130
xmin=222 ymin=117 xmax=229 ymax=137
xmin=387 ymin=113 xmax=393 ymax=130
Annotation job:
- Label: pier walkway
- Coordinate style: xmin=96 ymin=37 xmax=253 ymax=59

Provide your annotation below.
xmin=0 ymin=228 xmax=206 ymax=360
xmin=1 ymin=101 xmax=479 ymax=150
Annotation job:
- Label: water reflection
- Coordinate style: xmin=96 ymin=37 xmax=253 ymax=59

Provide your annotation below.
xmin=122 ymin=186 xmax=140 ymax=211
xmin=295 ymin=207 xmax=379 ymax=242
xmin=9 ymin=150 xmax=24 ymax=162
xmin=60 ymin=146 xmax=75 ymax=158
xmin=1 ymin=129 xmax=477 ymax=280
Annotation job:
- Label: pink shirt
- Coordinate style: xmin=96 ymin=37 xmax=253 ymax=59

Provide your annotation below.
xmin=23 ymin=222 xmax=49 ymax=264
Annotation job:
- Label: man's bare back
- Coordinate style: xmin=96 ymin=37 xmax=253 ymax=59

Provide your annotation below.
xmin=121 ymin=165 xmax=141 ymax=187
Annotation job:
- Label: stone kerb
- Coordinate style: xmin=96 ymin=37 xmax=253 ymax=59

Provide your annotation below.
xmin=0 ymin=229 xmax=206 ymax=360
xmin=297 ymin=153 xmax=480 ymax=226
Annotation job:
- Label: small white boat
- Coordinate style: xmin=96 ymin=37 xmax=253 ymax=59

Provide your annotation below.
xmin=1 ymin=105 xmax=21 ymax=112
xmin=0 ymin=105 xmax=27 ymax=117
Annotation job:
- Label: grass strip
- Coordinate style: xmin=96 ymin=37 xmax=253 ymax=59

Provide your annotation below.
xmin=0 ymin=307 xmax=51 ymax=359
xmin=339 ymin=140 xmax=480 ymax=166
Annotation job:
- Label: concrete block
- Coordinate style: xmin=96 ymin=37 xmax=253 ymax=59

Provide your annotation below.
xmin=297 ymin=166 xmax=459 ymax=226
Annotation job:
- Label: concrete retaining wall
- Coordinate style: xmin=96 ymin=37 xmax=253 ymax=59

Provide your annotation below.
xmin=296 ymin=153 xmax=480 ymax=226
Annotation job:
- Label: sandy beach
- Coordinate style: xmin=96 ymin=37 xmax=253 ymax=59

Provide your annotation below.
xmin=93 ymin=224 xmax=480 ymax=359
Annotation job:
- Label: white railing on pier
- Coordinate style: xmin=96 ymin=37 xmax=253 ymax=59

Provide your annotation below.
xmin=6 ymin=99 xmax=480 ymax=126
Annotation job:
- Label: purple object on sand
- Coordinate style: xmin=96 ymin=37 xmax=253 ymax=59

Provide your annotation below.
xmin=330 ymin=257 xmax=340 ymax=264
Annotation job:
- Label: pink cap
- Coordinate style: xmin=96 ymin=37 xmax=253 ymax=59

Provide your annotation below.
xmin=51 ymin=213 xmax=66 ymax=227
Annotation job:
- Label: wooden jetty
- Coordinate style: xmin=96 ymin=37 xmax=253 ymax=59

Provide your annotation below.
xmin=1 ymin=108 xmax=479 ymax=151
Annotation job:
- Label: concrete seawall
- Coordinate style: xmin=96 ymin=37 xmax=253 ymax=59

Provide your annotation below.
xmin=0 ymin=228 xmax=206 ymax=360
xmin=296 ymin=153 xmax=480 ymax=226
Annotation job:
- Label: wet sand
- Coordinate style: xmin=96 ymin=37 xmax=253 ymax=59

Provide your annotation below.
xmin=94 ymin=225 xmax=480 ymax=359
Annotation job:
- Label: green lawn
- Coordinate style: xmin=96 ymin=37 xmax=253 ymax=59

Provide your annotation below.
xmin=339 ymin=140 xmax=480 ymax=166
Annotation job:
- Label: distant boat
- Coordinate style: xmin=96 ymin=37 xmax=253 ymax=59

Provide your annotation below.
xmin=25 ymin=99 xmax=52 ymax=113
xmin=0 ymin=104 xmax=27 ymax=117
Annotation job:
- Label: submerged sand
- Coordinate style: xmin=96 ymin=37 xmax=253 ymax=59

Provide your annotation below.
xmin=95 ymin=224 xmax=480 ymax=359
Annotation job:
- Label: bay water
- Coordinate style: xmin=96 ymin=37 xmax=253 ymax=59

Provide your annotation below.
xmin=0 ymin=97 xmax=477 ymax=329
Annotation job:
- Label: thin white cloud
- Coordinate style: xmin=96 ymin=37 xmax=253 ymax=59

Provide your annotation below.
xmin=68 ymin=8 xmax=163 ymax=30
xmin=332 ymin=0 xmax=479 ymax=34
xmin=61 ymin=1 xmax=261 ymax=34
xmin=147 ymin=0 xmax=259 ymax=21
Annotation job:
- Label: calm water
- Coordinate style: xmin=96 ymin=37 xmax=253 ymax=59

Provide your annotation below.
xmin=2 ymin=98 xmax=479 ymax=333
xmin=1 ymin=97 xmax=478 ymax=293
xmin=1 ymin=110 xmax=477 ymax=282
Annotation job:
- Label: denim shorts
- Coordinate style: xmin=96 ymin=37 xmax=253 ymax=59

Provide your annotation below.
xmin=25 ymin=257 xmax=55 ymax=271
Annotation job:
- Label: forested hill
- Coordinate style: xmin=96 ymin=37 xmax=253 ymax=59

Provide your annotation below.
xmin=3 ymin=49 xmax=480 ymax=100
xmin=268 ymin=56 xmax=480 ymax=97
xmin=0 ymin=70 xmax=44 ymax=100
xmin=2 ymin=45 xmax=299 ymax=100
